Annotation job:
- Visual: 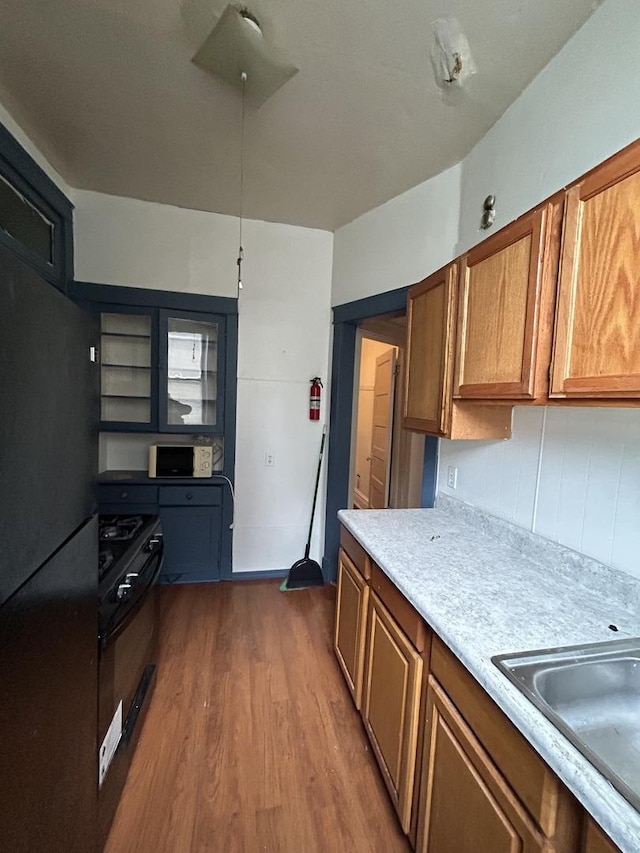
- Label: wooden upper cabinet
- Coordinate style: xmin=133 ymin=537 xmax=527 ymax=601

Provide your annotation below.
xmin=551 ymin=143 xmax=640 ymax=398
xmin=404 ymin=264 xmax=512 ymax=439
xmin=455 ymin=205 xmax=551 ymax=400
xmin=404 ymin=264 xmax=457 ymax=434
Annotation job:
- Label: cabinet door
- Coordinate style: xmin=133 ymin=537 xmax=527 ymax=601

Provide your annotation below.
xmin=417 ymin=676 xmax=546 ymax=853
xmin=159 ymin=310 xmax=224 ymax=433
xmin=334 ymin=550 xmax=369 ymax=709
xmin=455 ymin=206 xmax=548 ymax=400
xmin=403 ymin=264 xmax=457 ymax=435
xmin=100 ymin=308 xmax=158 ymax=431
xmin=362 ymin=591 xmax=423 ymax=833
xmin=582 ymin=819 xmax=620 ymax=853
xmin=159 ymin=504 xmax=222 ymax=582
xmin=552 ymin=145 xmax=640 ymax=398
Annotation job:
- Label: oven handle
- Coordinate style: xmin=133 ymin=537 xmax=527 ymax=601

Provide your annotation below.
xmin=102 ymin=550 xmax=164 ymax=649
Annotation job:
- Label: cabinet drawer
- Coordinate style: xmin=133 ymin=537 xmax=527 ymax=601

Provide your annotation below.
xmin=370 ymin=561 xmax=427 ymax=652
xmin=159 ymin=486 xmax=222 ymax=506
xmin=340 ymin=525 xmax=370 ymax=580
xmin=98 ymin=485 xmax=158 ymax=506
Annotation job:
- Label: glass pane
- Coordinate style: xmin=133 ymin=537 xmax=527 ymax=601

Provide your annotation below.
xmin=101 ymin=366 xmax=151 ymax=398
xmin=0 ymin=174 xmax=54 ymax=265
xmin=101 ymin=313 xmax=151 ymax=337
xmin=166 ymin=318 xmax=218 ymax=426
xmin=101 ymin=397 xmax=151 ymax=423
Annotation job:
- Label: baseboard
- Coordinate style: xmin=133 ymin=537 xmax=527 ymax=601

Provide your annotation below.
xmin=230 ymin=569 xmax=290 ymax=581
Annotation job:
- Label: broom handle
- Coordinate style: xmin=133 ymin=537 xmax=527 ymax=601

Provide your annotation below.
xmin=304 ymin=426 xmax=327 ymax=559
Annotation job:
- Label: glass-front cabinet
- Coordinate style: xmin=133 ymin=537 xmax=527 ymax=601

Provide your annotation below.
xmin=100 ymin=310 xmax=155 ymax=426
xmin=99 ymin=307 xmax=224 ymax=434
xmin=161 ymin=312 xmax=222 ymax=432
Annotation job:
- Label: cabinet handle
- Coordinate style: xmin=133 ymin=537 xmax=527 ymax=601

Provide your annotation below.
xmin=186 ymin=493 xmax=193 ymax=501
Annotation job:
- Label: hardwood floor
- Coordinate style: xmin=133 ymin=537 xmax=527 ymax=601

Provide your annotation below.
xmin=105 ymin=581 xmax=411 ymax=853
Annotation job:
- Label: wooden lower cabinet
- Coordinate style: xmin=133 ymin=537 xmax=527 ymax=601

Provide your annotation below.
xmin=333 ymin=532 xmax=621 ymax=853
xmin=362 ymin=591 xmax=423 ymax=833
xmin=582 ymin=819 xmax=621 ymax=853
xmin=334 ymin=549 xmax=369 ymax=709
xmin=417 ymin=676 xmax=547 ymax=853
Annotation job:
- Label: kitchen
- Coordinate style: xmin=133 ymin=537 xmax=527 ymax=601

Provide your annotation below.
xmin=1 ymin=0 xmax=640 ymax=851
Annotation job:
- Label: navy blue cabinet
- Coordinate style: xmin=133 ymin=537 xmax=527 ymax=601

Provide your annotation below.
xmin=99 ymin=306 xmax=225 ymax=435
xmin=78 ymin=283 xmax=238 ymax=579
xmin=100 ymin=307 xmax=159 ymax=432
xmin=158 ymin=309 xmax=224 ymax=435
xmin=98 ymin=481 xmax=226 ymax=582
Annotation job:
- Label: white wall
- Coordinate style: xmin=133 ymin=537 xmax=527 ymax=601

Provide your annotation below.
xmin=331 ymin=163 xmax=461 ymax=306
xmin=234 ymin=219 xmax=333 ymax=572
xmin=457 ymin=0 xmax=640 ymax=253
xmin=438 ymin=0 xmax=640 ymax=580
xmin=74 ymin=190 xmax=334 ymax=574
xmin=74 ymin=191 xmax=238 ymax=295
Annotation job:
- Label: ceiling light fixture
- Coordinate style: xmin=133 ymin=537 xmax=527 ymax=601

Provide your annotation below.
xmin=192 ymin=4 xmax=298 ymax=108
xmin=191 ymin=4 xmax=299 ymax=293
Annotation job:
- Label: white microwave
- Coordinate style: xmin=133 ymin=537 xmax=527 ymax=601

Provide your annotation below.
xmin=148 ymin=444 xmax=213 ymax=478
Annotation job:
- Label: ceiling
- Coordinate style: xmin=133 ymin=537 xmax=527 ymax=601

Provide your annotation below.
xmin=0 ymin=0 xmax=600 ymax=231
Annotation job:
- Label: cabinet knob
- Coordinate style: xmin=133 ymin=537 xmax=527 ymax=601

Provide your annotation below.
xmin=186 ymin=492 xmax=193 ymax=501
xmin=121 ymin=491 xmax=128 ymax=499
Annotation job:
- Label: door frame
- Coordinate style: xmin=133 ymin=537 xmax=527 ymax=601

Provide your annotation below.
xmin=323 ymin=288 xmax=439 ymax=582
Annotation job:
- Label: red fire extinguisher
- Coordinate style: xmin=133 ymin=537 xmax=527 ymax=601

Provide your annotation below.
xmin=309 ymin=377 xmax=323 ymax=421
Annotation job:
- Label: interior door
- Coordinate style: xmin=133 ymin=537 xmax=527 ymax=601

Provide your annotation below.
xmin=368 ymin=348 xmax=397 ymax=509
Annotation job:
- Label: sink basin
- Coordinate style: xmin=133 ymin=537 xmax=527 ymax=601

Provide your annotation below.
xmin=492 ymin=638 xmax=640 ymax=812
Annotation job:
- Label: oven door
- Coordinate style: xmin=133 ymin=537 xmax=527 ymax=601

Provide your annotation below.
xmin=101 ymin=547 xmax=163 ymax=649
xmin=98 ymin=547 xmax=162 ymax=843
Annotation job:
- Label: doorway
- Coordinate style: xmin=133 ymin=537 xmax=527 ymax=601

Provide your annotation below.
xmin=323 ymin=286 xmax=438 ymax=582
xmin=351 ymin=314 xmax=424 ymax=511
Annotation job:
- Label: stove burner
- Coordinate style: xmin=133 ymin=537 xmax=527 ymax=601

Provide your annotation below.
xmin=99 ymin=515 xmax=144 ymax=542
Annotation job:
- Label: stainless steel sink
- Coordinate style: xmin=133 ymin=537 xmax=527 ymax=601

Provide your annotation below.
xmin=492 ymin=638 xmax=640 ymax=811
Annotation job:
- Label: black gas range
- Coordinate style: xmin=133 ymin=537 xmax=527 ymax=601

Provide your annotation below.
xmin=98 ymin=514 xmax=163 ymax=640
xmin=98 ymin=513 xmax=163 ymax=843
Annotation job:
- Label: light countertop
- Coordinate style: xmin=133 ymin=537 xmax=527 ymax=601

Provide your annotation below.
xmin=338 ymin=497 xmax=640 ymax=853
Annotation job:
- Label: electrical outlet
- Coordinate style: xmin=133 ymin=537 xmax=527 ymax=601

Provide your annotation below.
xmin=264 ymin=452 xmax=275 ymax=467
xmin=447 ymin=466 xmax=458 ymax=489
xmin=98 ymin=700 xmax=122 ymax=787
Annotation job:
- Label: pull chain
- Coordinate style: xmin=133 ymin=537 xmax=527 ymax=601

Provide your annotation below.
xmin=237 ymin=71 xmax=247 ymax=293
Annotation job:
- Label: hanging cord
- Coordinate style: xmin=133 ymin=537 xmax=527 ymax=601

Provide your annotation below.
xmin=237 ymin=71 xmax=247 ymax=293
